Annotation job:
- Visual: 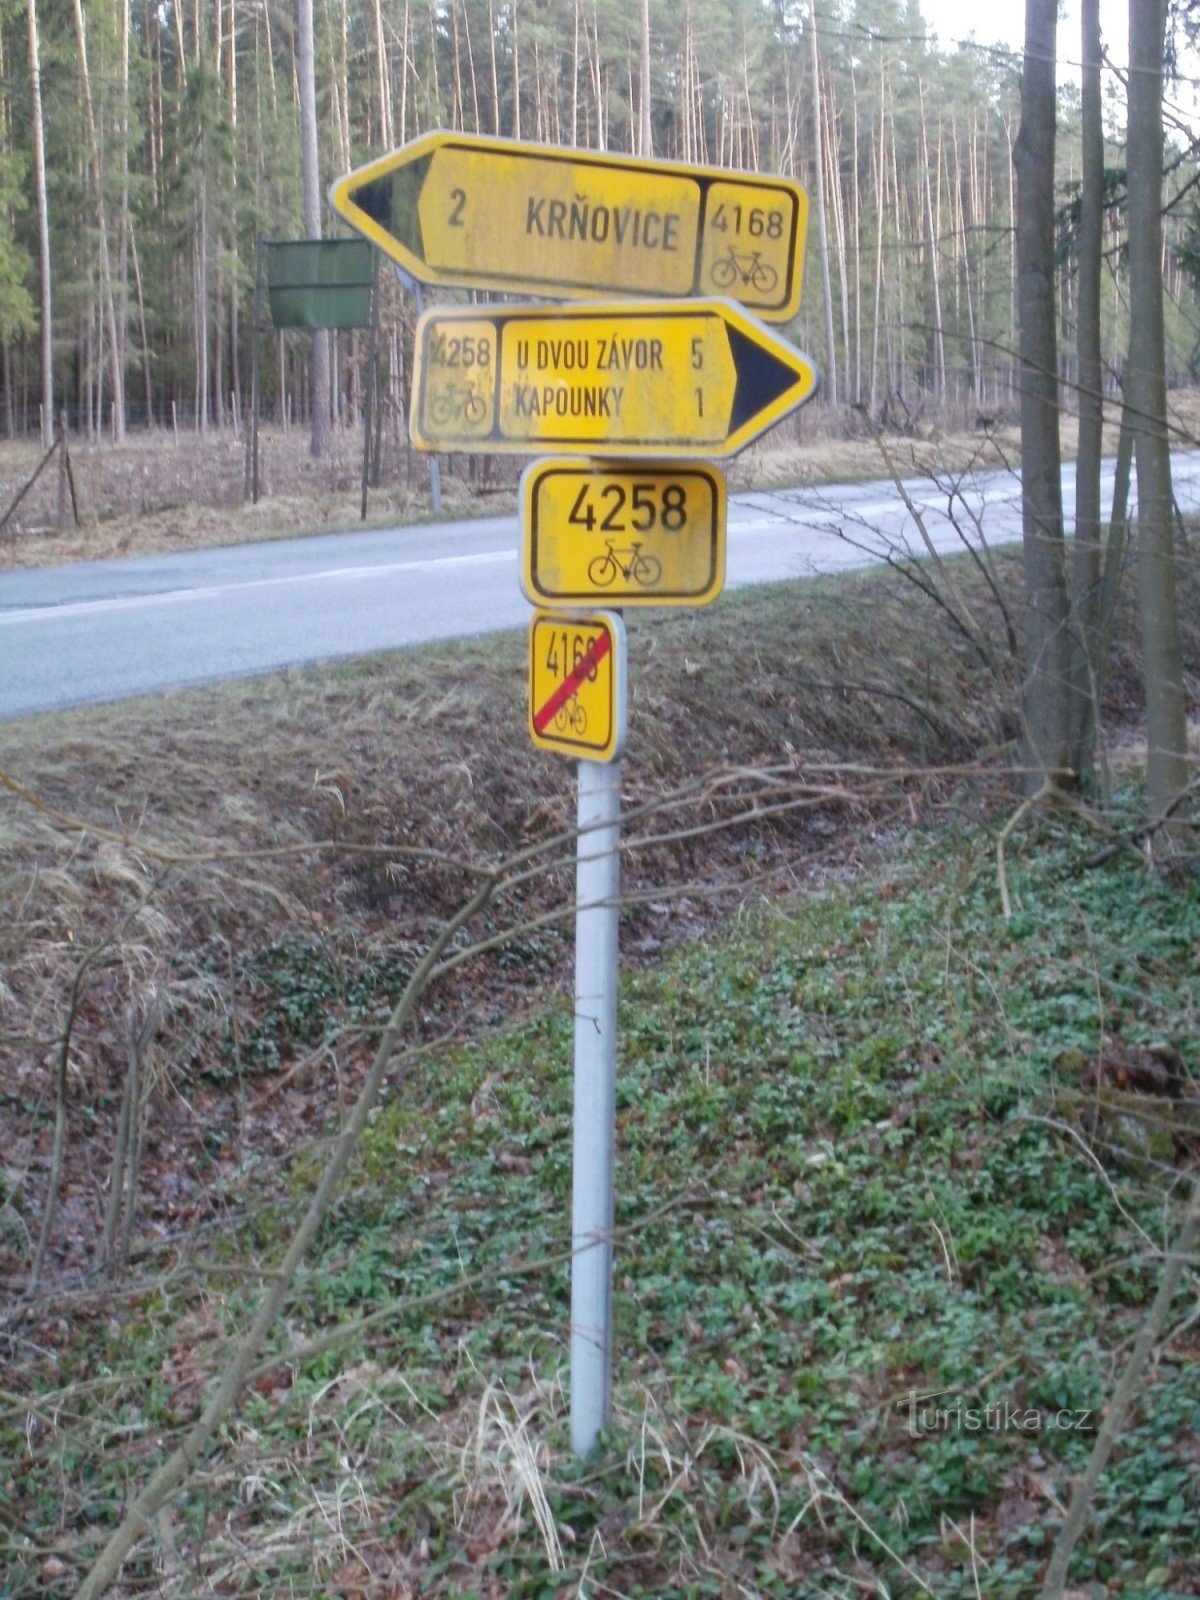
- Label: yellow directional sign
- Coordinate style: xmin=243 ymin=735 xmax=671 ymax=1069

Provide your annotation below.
xmin=329 ymin=132 xmax=807 ymax=322
xmin=521 ymin=460 xmax=725 ymax=608
xmin=411 ymin=299 xmax=818 ymax=459
xmin=529 ymin=611 xmax=626 ymax=762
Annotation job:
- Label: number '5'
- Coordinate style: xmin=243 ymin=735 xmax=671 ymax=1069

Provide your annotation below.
xmin=631 ymin=484 xmax=655 ymax=530
xmin=691 ymin=337 xmax=703 ymax=370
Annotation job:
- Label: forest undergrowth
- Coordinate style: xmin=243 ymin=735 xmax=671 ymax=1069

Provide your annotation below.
xmin=1 ymin=542 xmax=1197 ymax=1597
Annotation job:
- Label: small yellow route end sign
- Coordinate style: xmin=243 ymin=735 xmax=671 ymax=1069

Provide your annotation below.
xmin=529 ymin=610 xmax=627 ymax=763
xmin=521 ymin=459 xmax=725 ymax=608
xmin=329 ymin=131 xmax=807 ymax=322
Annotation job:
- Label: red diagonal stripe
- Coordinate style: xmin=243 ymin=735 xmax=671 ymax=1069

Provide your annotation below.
xmin=533 ymin=628 xmax=612 ymax=733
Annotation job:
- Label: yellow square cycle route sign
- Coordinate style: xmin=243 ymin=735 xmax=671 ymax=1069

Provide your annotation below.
xmin=528 ymin=611 xmax=627 ymax=763
xmin=520 ymin=459 xmax=726 ymax=608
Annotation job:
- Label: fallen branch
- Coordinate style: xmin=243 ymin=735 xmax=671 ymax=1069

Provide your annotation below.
xmin=996 ymin=778 xmax=1056 ymax=920
xmin=0 ymin=430 xmax=63 ymax=536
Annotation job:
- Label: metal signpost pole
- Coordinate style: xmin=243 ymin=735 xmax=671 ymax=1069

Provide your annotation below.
xmin=570 ymin=754 xmax=622 ymax=1455
xmin=331 ymin=130 xmax=817 ymax=1463
xmin=408 ymin=276 xmax=442 ymax=515
xmin=249 ymin=234 xmax=263 ymax=504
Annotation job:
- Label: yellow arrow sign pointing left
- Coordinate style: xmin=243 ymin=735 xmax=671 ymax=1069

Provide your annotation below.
xmin=329 ymin=132 xmax=807 ymax=322
xmin=411 ymin=299 xmax=819 ymax=459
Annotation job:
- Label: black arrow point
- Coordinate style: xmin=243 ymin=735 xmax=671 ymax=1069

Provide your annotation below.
xmin=353 ymin=154 xmax=432 ymax=262
xmin=727 ymin=323 xmax=805 ymax=433
xmin=354 ymin=176 xmax=392 ymax=229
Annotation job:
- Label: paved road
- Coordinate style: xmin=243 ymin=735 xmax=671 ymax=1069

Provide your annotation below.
xmin=3 ymin=454 xmax=1198 ymax=721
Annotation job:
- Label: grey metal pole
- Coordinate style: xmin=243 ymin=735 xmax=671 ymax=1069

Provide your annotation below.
xmin=249 ymin=233 xmax=263 ymax=504
xmin=410 ymin=279 xmax=442 ymax=514
xmin=570 ymin=755 xmax=621 ymax=1456
xmin=360 ymin=253 xmax=378 ymax=521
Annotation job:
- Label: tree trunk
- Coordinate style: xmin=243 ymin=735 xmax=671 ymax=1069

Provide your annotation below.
xmin=889 ymin=107 xmax=905 ymax=402
xmin=1095 ymin=381 xmax=1134 ymax=699
xmin=426 ymin=0 xmax=441 ymax=120
xmin=196 ymin=158 xmax=209 ymax=431
xmin=966 ymin=113 xmax=978 ymax=397
xmin=1005 ymin=115 xmax=1017 ymax=407
xmin=372 ymin=0 xmax=393 ymax=145
xmin=70 ymin=0 xmax=126 ymax=441
xmin=808 ymin=4 xmax=836 ymax=405
xmin=868 ymin=72 xmax=886 ymax=416
xmin=487 ymin=0 xmax=499 ymax=135
xmin=1 ymin=343 xmax=12 ymax=438
xmin=685 ymin=2 xmax=701 ymax=161
xmin=1126 ymin=0 xmax=1189 ymax=837
xmin=919 ymin=80 xmax=945 ymax=404
xmin=850 ymin=62 xmax=861 ymax=404
xmin=26 ymin=0 xmax=53 ymax=451
xmin=129 ymin=224 xmax=154 ymax=426
xmin=826 ymin=79 xmax=850 ymax=402
xmin=639 ymin=0 xmax=651 ymax=156
xmin=571 ymin=0 xmax=581 ymax=146
xmin=955 ymin=116 xmax=981 ymax=406
xmin=1013 ymin=0 xmax=1071 ymax=785
xmin=298 ymin=0 xmax=330 ymax=457
xmin=172 ymin=0 xmax=186 ymax=87
xmin=511 ymin=1 xmax=522 ymax=140
xmin=461 ymin=0 xmax=481 ymax=132
xmin=398 ymin=0 xmax=410 ymax=143
xmin=228 ymin=0 xmax=242 ymax=431
xmin=214 ymin=234 xmax=225 ymax=428
xmin=1069 ymin=0 xmax=1104 ymax=780
xmin=118 ymin=0 xmax=131 ymax=386
xmin=449 ymin=0 xmax=464 ymax=129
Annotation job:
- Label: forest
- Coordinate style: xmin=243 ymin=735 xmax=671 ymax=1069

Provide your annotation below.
xmin=1 ymin=0 xmax=1199 ymax=443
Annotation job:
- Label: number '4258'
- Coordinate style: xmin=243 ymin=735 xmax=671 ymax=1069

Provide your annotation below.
xmin=568 ymin=482 xmax=687 ymax=534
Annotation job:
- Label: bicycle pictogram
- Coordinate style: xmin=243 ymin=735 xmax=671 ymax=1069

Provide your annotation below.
xmin=586 ymin=540 xmax=663 ymax=589
xmin=708 ymin=246 xmax=778 ymax=296
xmin=429 ymin=381 xmax=487 ymax=425
xmin=554 ymin=696 xmax=588 ymax=735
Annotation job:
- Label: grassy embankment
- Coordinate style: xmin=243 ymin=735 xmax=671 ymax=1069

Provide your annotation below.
xmin=1 ymin=550 xmax=1197 ymax=1597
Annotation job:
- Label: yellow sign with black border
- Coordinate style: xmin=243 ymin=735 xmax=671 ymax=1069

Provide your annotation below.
xmin=411 ymin=299 xmax=818 ymax=459
xmin=521 ymin=459 xmax=725 ymax=608
xmin=329 ymin=131 xmax=807 ymax=322
xmin=528 ymin=611 xmax=627 ymax=763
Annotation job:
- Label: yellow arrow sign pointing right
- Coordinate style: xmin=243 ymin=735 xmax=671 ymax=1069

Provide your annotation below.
xmin=411 ymin=299 xmax=819 ymax=459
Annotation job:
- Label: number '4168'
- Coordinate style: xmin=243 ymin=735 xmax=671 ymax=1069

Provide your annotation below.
xmin=709 ymin=203 xmax=784 ymax=239
xmin=544 ymin=630 xmax=600 ymax=681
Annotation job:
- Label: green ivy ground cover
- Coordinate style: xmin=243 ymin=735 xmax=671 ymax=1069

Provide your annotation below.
xmin=8 ymin=809 xmax=1198 ymax=1598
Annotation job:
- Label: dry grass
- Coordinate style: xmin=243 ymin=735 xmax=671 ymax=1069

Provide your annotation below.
xmin=0 ymin=423 xmax=484 ymax=569
xmin=0 ymin=560 xmax=1028 ymax=1293
xmin=8 ymin=386 xmax=1198 ymax=571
